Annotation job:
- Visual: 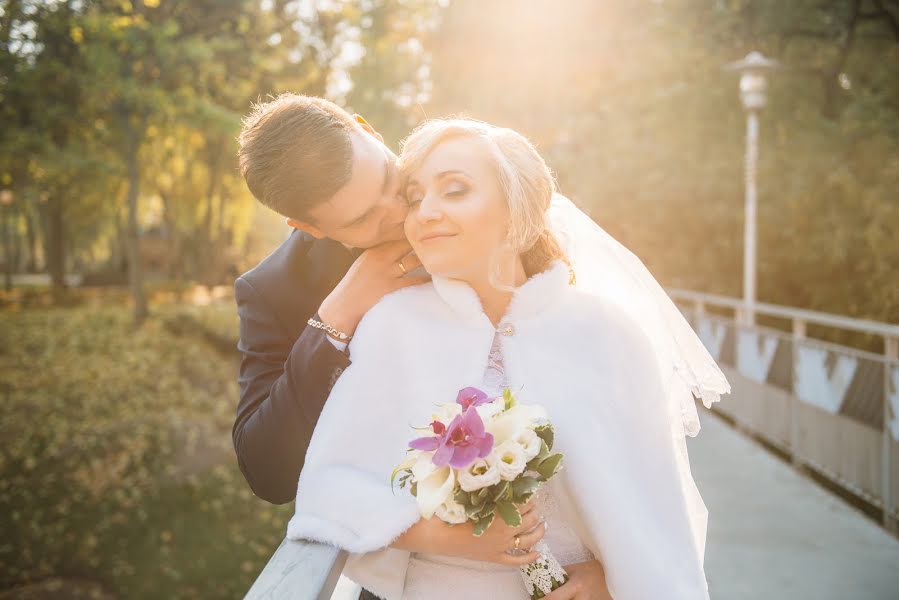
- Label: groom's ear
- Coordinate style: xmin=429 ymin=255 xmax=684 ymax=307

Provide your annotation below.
xmin=286 ymin=217 xmax=327 ymax=240
xmin=353 ymin=114 xmax=384 ymax=144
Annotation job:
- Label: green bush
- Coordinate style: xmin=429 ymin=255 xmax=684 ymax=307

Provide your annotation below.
xmin=0 ymin=304 xmax=291 ymax=599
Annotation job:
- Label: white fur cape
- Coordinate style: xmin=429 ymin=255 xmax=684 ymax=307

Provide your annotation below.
xmin=287 ymin=261 xmax=710 ymax=600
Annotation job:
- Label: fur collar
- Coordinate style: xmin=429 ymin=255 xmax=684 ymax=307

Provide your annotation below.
xmin=430 ymin=259 xmax=572 ymax=325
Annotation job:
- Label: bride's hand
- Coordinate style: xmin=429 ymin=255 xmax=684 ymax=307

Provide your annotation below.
xmin=542 ymin=560 xmax=611 ymax=600
xmin=391 ymin=499 xmax=547 ymax=566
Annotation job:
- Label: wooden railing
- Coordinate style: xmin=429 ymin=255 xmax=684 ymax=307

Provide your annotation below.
xmin=244 ymin=538 xmax=347 ymax=600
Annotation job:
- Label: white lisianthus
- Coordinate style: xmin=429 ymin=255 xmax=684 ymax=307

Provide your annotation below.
xmin=435 ymin=498 xmax=468 ymax=524
xmin=487 ymin=404 xmax=549 ymax=445
xmin=458 ymin=456 xmax=502 ymax=492
xmin=515 ymin=429 xmax=543 ymax=461
xmin=430 ymin=402 xmax=462 ymax=426
xmin=415 ymin=463 xmax=456 ymax=519
xmin=492 ymin=440 xmax=528 ymax=481
xmin=475 ymin=397 xmax=505 ymax=422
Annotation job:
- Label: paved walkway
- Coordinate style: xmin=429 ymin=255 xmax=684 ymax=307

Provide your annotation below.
xmin=690 ymin=410 xmax=899 ymax=600
xmin=330 ymin=410 xmax=899 ymax=599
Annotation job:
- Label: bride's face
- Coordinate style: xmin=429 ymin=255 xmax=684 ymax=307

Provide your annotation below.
xmin=403 ymin=136 xmax=511 ymax=280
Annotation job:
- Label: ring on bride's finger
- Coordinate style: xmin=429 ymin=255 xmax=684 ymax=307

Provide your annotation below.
xmin=514 ymin=535 xmax=521 ymax=550
xmin=397 ymin=260 xmax=407 ymax=275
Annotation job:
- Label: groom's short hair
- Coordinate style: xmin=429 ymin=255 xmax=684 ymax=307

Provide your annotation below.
xmin=238 ymin=93 xmax=359 ymax=220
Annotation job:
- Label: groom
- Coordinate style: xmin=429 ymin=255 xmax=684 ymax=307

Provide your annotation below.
xmin=234 ymin=94 xmax=609 ymax=599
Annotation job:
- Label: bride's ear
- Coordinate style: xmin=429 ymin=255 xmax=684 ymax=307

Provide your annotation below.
xmin=354 ymin=114 xmax=385 ymax=144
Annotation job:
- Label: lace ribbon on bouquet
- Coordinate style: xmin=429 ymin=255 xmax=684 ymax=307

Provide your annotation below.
xmin=519 ymin=541 xmax=568 ymax=598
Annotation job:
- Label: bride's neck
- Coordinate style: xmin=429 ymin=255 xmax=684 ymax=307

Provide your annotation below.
xmin=465 ymin=258 xmax=528 ymax=327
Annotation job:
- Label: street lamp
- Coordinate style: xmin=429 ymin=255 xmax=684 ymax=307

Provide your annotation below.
xmin=724 ymin=51 xmax=781 ymax=326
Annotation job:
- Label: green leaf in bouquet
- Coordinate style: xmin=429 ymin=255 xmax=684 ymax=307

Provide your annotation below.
xmin=534 ymin=424 xmax=554 ymax=450
xmin=496 ymin=501 xmax=522 ymax=527
xmin=526 ymin=440 xmax=551 ymax=471
xmin=466 ymin=501 xmax=485 ymax=517
xmin=472 ymin=513 xmax=495 ymax=537
xmin=475 ymin=501 xmax=495 ymax=519
xmin=536 ymin=453 xmax=564 ymax=481
xmin=511 ymin=476 xmax=541 ymax=502
xmin=503 ymin=388 xmax=517 ymax=411
xmin=390 ymin=459 xmax=414 ymax=493
xmin=410 ymin=482 xmax=418 ymax=497
xmin=491 ymin=480 xmax=510 ymax=502
xmin=455 ymin=490 xmax=470 ymax=505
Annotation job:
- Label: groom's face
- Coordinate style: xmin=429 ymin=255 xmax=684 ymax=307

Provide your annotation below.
xmin=291 ymin=130 xmax=409 ymax=249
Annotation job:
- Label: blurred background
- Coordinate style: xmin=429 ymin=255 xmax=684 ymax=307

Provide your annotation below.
xmin=1 ymin=1 xmax=897 ymax=599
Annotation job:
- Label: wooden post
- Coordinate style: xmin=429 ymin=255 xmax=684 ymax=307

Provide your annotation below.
xmin=791 ymin=318 xmax=807 ymax=467
xmin=884 ymin=337 xmax=898 ymax=534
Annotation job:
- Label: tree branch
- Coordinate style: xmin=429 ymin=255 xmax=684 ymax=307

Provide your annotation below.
xmin=870 ymin=0 xmax=899 ymax=40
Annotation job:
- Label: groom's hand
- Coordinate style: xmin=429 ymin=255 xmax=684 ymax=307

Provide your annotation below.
xmin=318 ymin=239 xmax=428 ymax=338
xmin=391 ymin=498 xmax=547 ymax=567
xmin=543 ymin=560 xmax=612 ymax=600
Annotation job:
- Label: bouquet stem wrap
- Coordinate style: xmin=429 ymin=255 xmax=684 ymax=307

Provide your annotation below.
xmin=519 ymin=541 xmax=569 ymax=599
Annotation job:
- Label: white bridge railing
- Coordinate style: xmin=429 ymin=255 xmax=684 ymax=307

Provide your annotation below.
xmin=668 ymin=289 xmax=899 ymax=534
xmin=245 ymin=290 xmax=899 ymax=599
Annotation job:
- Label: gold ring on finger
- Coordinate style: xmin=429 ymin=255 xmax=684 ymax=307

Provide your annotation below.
xmin=514 ymin=535 xmax=521 ymax=551
xmin=397 ymin=261 xmax=407 ymax=275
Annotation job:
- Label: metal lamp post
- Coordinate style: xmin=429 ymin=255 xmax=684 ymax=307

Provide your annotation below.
xmin=724 ymin=51 xmax=780 ymax=326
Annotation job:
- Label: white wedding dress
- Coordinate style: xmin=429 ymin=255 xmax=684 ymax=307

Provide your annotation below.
xmin=402 ymin=330 xmax=595 ymax=599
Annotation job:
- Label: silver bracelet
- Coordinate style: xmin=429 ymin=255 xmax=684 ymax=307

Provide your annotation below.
xmin=307 ymin=317 xmax=352 ymax=341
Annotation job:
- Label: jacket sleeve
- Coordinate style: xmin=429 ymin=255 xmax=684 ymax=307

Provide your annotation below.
xmin=232 ymin=275 xmax=351 ymax=504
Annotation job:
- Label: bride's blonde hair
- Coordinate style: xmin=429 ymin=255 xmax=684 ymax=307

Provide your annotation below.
xmin=398 ymin=118 xmax=569 ymax=279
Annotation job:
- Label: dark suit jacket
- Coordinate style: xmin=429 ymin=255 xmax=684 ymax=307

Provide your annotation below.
xmin=233 ymin=230 xmax=358 ymax=504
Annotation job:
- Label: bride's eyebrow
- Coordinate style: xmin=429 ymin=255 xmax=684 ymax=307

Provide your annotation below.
xmin=435 ymin=169 xmax=468 ymax=180
xmin=405 ymin=169 xmax=469 ymax=191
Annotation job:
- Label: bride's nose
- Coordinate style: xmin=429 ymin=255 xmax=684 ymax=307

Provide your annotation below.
xmin=415 ymin=191 xmax=444 ymax=223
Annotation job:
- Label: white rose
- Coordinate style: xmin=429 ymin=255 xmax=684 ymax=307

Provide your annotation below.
xmin=515 ymin=429 xmax=543 ymax=461
xmin=493 ymin=440 xmax=528 ymax=481
xmin=435 ymin=498 xmax=468 ymax=524
xmin=457 ymin=457 xmax=502 ymax=492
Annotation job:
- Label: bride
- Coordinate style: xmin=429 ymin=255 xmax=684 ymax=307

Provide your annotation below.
xmin=287 ymin=118 xmax=728 ymax=599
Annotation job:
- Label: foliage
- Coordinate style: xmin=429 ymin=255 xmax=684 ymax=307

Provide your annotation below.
xmin=0 ymin=302 xmax=292 ymax=598
xmin=421 ymin=0 xmax=899 ymax=325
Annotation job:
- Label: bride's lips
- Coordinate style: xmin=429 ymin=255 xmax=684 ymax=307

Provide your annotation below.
xmin=418 ymin=232 xmax=457 ymax=243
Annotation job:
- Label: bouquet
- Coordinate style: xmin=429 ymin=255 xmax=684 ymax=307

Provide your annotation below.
xmin=392 ymin=386 xmax=569 ymax=598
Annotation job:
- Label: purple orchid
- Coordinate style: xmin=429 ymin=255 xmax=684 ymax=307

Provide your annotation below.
xmin=456 ymin=386 xmax=491 ymax=411
xmin=408 ymin=406 xmax=495 ymax=469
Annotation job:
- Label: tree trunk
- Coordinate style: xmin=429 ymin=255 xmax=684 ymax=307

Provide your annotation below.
xmin=124 ymin=121 xmax=148 ymax=325
xmin=159 ymin=191 xmax=183 ymax=283
xmin=41 ymin=193 xmax=66 ymax=290
xmin=2 ymin=206 xmax=13 ymax=292
xmin=24 ymin=197 xmax=39 ymax=273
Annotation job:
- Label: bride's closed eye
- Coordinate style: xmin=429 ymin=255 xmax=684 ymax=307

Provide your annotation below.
xmin=443 ymin=181 xmax=468 ymax=198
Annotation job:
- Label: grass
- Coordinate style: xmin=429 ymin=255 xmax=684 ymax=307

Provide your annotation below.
xmin=0 ymin=301 xmax=293 ymax=599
